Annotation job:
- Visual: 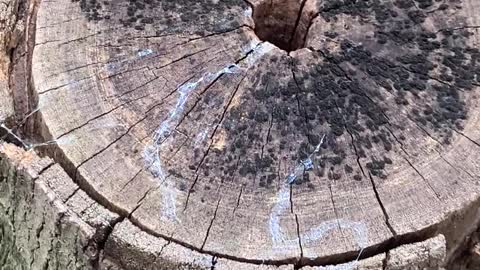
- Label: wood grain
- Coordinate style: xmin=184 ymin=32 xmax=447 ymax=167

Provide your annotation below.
xmin=2 ymin=0 xmax=480 ymax=268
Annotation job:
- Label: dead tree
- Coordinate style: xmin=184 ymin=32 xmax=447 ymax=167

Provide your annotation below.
xmin=1 ymin=0 xmax=480 ymax=269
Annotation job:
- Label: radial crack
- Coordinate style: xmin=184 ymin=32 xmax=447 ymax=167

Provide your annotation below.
xmin=368 ymin=173 xmax=397 ymax=237
xmin=294 ymin=214 xmax=304 ymax=259
xmin=201 ymin=198 xmax=222 ymax=250
xmin=232 ymin=185 xmax=244 ymax=214
xmin=328 ymin=183 xmax=346 ymax=240
xmin=453 ymin=129 xmax=480 ymax=148
xmin=287 ymin=0 xmax=308 ymax=50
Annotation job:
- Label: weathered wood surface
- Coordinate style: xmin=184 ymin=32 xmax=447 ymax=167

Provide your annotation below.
xmin=0 ymin=143 xmax=447 ymax=269
xmin=2 ymin=0 xmax=480 ymax=268
xmin=0 ymin=144 xmax=109 ymax=269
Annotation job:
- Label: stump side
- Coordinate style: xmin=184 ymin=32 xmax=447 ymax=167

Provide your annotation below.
xmin=0 ymin=143 xmax=471 ymax=270
xmin=0 ymin=144 xmax=94 ymax=269
xmin=0 ymin=0 xmax=17 ymax=123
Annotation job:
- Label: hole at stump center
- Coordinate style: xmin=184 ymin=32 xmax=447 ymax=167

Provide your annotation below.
xmin=253 ymin=0 xmax=313 ymax=52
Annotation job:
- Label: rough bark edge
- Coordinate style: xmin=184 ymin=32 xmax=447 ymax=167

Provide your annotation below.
xmin=0 ymin=143 xmax=94 ymax=269
xmin=0 ymin=0 xmax=20 ymax=124
xmin=1 ymin=0 xmax=40 ymax=144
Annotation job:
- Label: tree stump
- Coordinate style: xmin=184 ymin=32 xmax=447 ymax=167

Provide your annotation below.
xmin=2 ymin=0 xmax=480 ymax=269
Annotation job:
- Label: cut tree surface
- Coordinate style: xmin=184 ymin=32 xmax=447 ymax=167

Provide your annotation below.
xmin=0 ymin=143 xmax=449 ymax=269
xmin=4 ymin=0 xmax=480 ymax=268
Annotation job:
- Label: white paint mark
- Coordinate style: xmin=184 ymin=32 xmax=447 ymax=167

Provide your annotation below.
xmin=144 ymin=63 xmax=241 ymax=178
xmin=0 ymin=123 xmax=28 ymax=148
xmin=244 ymin=7 xmax=253 ymax=18
xmin=106 ymin=50 xmax=150 ymax=72
xmin=269 ymin=186 xmax=291 ymax=246
xmin=162 ymin=185 xmax=179 ymax=222
xmin=195 ymin=128 xmax=210 ymax=145
xmin=28 ymin=139 xmax=65 ymax=149
xmin=287 ymin=135 xmax=325 ymax=184
xmin=270 ymin=135 xmax=326 ymax=248
xmin=269 ymin=134 xmax=367 ymax=269
xmin=22 ymin=107 xmax=40 ymax=121
xmin=303 ymin=219 xmax=368 ymax=248
xmin=242 ymin=40 xmax=261 ymax=54
xmin=1 ymin=122 xmax=75 ymax=150
xmin=106 ymin=58 xmax=129 ymax=72
xmin=191 ymin=253 xmax=212 ymax=268
xmin=138 ymin=49 xmax=153 ymax=58
xmin=143 ymin=39 xmax=273 ymax=221
xmin=244 ymin=42 xmax=276 ymax=68
xmin=144 ymin=63 xmax=242 ymax=221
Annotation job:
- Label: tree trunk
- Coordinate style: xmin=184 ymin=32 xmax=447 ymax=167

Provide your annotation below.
xmin=1 ymin=0 xmax=480 ymax=269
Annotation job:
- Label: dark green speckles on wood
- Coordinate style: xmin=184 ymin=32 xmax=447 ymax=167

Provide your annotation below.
xmin=69 ymin=0 xmax=479 ymax=189
xmin=72 ymin=0 xmax=249 ymax=34
xmin=202 ymin=0 xmax=480 ymax=187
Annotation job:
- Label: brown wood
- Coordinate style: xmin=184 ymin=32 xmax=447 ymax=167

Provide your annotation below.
xmin=2 ymin=0 xmax=480 ymax=269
